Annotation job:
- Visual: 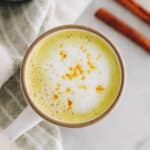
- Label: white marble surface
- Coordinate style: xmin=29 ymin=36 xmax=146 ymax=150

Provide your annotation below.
xmin=61 ymin=0 xmax=150 ymax=150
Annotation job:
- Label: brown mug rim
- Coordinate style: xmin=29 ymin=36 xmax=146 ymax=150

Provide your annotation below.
xmin=21 ymin=24 xmax=125 ymax=128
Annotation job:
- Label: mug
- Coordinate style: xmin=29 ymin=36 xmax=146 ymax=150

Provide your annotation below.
xmin=2 ymin=25 xmax=125 ymax=141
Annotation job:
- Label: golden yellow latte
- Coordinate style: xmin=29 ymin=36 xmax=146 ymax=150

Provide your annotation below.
xmin=24 ymin=29 xmax=122 ymax=124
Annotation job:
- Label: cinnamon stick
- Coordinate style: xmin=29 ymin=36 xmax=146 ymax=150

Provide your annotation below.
xmin=95 ymin=8 xmax=150 ymax=53
xmin=117 ymin=0 xmax=150 ymax=25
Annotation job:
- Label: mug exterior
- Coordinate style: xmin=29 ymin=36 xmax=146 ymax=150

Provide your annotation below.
xmin=21 ymin=25 xmax=125 ymax=128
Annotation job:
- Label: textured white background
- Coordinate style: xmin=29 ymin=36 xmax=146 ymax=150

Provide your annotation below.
xmin=0 ymin=0 xmax=149 ymax=149
xmin=61 ymin=0 xmax=150 ymax=150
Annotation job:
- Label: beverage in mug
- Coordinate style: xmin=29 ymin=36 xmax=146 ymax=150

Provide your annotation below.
xmin=22 ymin=25 xmax=124 ymax=127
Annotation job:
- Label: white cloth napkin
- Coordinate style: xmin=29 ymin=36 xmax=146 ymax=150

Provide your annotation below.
xmin=0 ymin=0 xmax=92 ymax=149
xmin=0 ymin=0 xmax=91 ymax=87
xmin=0 ymin=133 xmax=19 ymax=150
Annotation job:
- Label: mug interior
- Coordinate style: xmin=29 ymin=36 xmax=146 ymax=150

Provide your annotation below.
xmin=21 ymin=25 xmax=125 ymax=128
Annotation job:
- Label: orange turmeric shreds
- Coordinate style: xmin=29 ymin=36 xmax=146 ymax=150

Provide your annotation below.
xmin=87 ymin=60 xmax=96 ymax=69
xmin=76 ymin=64 xmax=83 ymax=74
xmin=62 ymin=73 xmax=73 ymax=80
xmin=65 ymin=87 xmax=72 ymax=93
xmin=71 ymin=71 xmax=78 ymax=79
xmin=80 ymin=44 xmax=87 ymax=52
xmin=69 ymin=67 xmax=73 ymax=71
xmin=60 ymin=50 xmax=67 ymax=60
xmin=67 ymin=99 xmax=73 ymax=109
xmin=96 ymin=85 xmax=105 ymax=93
xmin=62 ymin=64 xmax=84 ymax=80
xmin=69 ymin=66 xmax=78 ymax=78
xmin=66 ymin=73 xmax=73 ymax=80
xmin=53 ymin=94 xmax=59 ymax=100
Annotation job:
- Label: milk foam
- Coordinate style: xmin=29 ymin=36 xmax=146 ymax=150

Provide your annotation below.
xmin=25 ymin=29 xmax=122 ymax=123
xmin=42 ymin=45 xmax=109 ymax=113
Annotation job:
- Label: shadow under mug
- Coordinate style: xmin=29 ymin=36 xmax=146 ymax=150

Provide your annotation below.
xmin=2 ymin=25 xmax=125 ymax=141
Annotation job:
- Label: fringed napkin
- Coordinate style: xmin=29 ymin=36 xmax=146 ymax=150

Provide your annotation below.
xmin=0 ymin=0 xmax=92 ymax=149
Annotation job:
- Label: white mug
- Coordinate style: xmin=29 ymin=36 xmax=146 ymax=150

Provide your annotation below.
xmin=2 ymin=25 xmax=125 ymax=141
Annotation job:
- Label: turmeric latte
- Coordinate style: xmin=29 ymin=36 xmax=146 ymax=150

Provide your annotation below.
xmin=24 ymin=29 xmax=122 ymax=123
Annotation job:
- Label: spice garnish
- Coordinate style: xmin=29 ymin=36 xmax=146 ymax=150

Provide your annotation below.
xmin=76 ymin=64 xmax=83 ymax=74
xmin=87 ymin=60 xmax=96 ymax=69
xmin=53 ymin=94 xmax=59 ymax=100
xmin=65 ymin=87 xmax=72 ymax=93
xmin=60 ymin=50 xmax=67 ymax=60
xmin=96 ymin=85 xmax=105 ymax=92
xmin=80 ymin=45 xmax=87 ymax=52
xmin=61 ymin=63 xmax=84 ymax=80
xmin=67 ymin=99 xmax=73 ymax=109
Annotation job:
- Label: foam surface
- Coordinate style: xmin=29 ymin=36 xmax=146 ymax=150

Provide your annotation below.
xmin=25 ymin=29 xmax=122 ymax=123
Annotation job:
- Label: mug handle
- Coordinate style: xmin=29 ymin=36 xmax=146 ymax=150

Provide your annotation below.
xmin=2 ymin=106 xmax=42 ymax=141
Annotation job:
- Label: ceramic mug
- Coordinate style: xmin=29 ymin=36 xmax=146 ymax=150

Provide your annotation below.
xmin=2 ymin=25 xmax=125 ymax=141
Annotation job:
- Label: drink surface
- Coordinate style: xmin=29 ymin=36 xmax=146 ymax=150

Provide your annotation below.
xmin=24 ymin=29 xmax=122 ymax=124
